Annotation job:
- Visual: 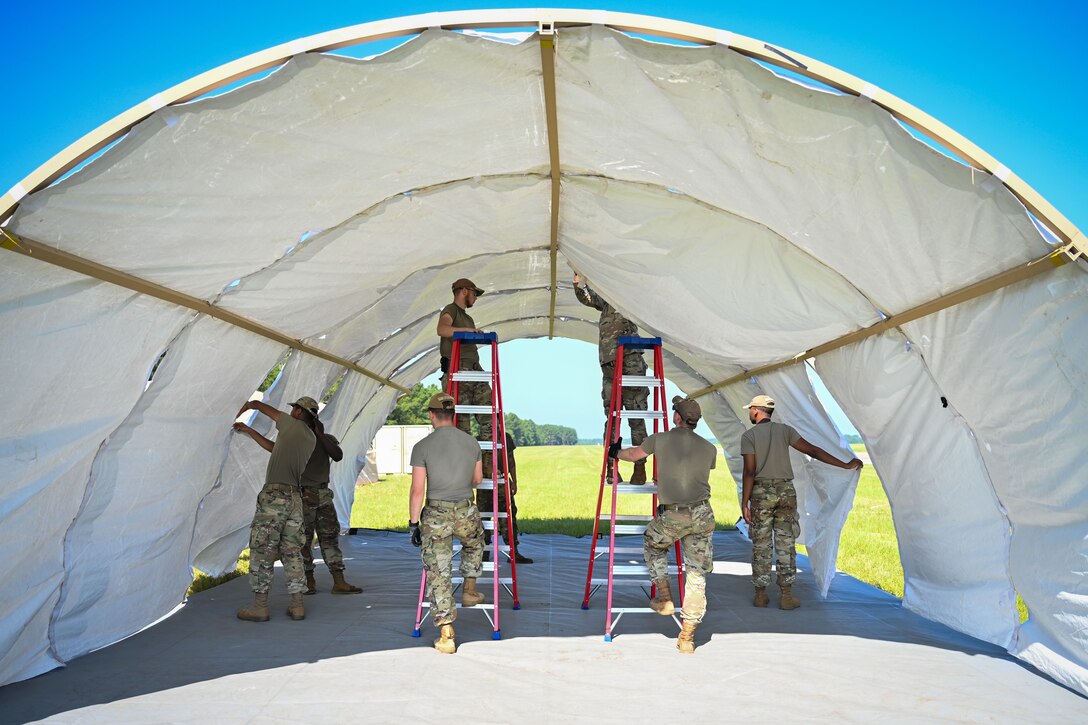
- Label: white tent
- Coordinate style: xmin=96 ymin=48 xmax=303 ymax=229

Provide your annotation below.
xmin=2 ymin=10 xmax=1085 ymax=695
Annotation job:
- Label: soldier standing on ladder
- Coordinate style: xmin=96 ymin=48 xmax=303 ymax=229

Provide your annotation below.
xmin=611 ymin=396 xmax=717 ymax=653
xmin=408 ymin=392 xmax=487 ymax=654
xmin=573 ymin=272 xmax=649 ymax=485
xmin=437 ymin=278 xmax=493 ymax=461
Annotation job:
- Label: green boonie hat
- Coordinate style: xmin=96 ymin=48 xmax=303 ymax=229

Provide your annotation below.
xmin=743 ymin=395 xmax=775 ymax=410
xmin=451 ymin=277 xmax=485 ymax=296
xmin=292 ymin=396 xmax=320 ymax=418
xmin=672 ymin=395 xmax=701 ymax=424
xmin=428 ymin=392 xmax=456 ymax=411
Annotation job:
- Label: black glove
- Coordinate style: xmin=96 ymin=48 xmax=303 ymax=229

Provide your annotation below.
xmin=409 ymin=521 xmax=422 ymax=547
xmin=607 ymin=439 xmax=622 ymax=460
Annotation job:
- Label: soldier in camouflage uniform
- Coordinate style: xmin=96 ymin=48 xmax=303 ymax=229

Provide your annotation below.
xmin=408 ymin=392 xmax=487 ymax=654
xmin=740 ymin=395 xmax=863 ymax=610
xmin=573 ymin=273 xmax=649 ymax=485
xmin=437 ymin=278 xmax=494 ymax=463
xmin=242 ymin=411 xmax=363 ymax=595
xmin=232 ymin=396 xmax=320 ymax=622
xmin=612 ymin=396 xmax=718 ymax=653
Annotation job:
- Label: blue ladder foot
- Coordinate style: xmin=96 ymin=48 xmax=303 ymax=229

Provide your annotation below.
xmin=492 ymin=630 xmax=502 ymax=640
xmin=581 ymin=603 xmax=589 ymax=610
xmin=512 ymin=603 xmax=521 ymax=610
xmin=604 ymin=634 xmax=613 ymax=642
xmin=412 ymin=629 xmax=421 ymax=638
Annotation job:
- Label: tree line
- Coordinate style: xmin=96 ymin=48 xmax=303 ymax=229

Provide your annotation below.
xmin=385 ymin=383 xmax=578 ymax=446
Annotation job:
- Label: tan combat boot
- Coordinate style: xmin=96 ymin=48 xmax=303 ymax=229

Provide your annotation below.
xmin=287 ymin=592 xmax=306 ymax=620
xmin=779 ymin=584 xmax=800 ymax=610
xmin=630 ymin=461 xmax=647 ymax=486
xmin=462 ymin=577 xmax=486 ymax=607
xmin=304 ymin=570 xmax=317 ymax=595
xmin=331 ymin=570 xmax=362 ymax=594
xmin=677 ymin=620 xmax=698 ymax=654
xmin=650 ymin=580 xmax=675 ymax=616
xmin=434 ymin=624 xmax=456 ymax=654
xmin=237 ymin=592 xmax=270 ymax=622
xmin=753 ymin=587 xmax=769 ymax=608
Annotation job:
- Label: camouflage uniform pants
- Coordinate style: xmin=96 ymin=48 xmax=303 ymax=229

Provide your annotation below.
xmin=749 ymin=478 xmax=800 ymax=587
xmin=247 ymin=483 xmax=306 ymax=594
xmin=601 ymin=353 xmax=648 ymax=447
xmin=300 ymin=485 xmax=345 ymax=573
xmin=420 ymin=498 xmax=485 ymax=625
xmin=442 ymin=361 xmax=494 ymax=453
xmin=644 ymin=501 xmax=715 ymax=623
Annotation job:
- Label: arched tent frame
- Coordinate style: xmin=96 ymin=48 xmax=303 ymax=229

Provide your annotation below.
xmin=2 ymin=9 xmax=1083 ymax=369
xmin=2 ymin=7 xmax=1086 ymax=696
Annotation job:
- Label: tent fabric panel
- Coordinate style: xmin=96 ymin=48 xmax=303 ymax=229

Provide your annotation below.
xmin=0 ymin=255 xmax=194 ymax=685
xmin=51 ymin=318 xmax=282 ymax=661
xmin=189 ymin=351 xmax=339 ymax=571
xmin=815 ymin=331 xmax=1017 ymax=647
xmin=555 ymin=26 xmax=1045 ymax=317
xmin=219 ymin=176 xmax=552 ymax=341
xmin=559 ymin=176 xmax=880 ymax=367
xmin=9 ymin=31 xmax=548 ymax=301
xmin=902 ymin=264 xmax=1088 ymax=693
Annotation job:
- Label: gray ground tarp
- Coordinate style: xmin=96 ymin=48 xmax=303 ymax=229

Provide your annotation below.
xmin=1 ymin=530 xmax=1084 ymax=723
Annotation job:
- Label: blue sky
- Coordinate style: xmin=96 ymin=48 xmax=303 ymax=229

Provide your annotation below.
xmin=4 ymin=2 xmax=1084 ymax=439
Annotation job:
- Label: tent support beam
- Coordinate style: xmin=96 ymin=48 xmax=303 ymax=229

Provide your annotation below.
xmin=0 ymin=229 xmax=411 ymax=394
xmin=689 ymin=246 xmax=1076 ymax=399
xmin=539 ymin=23 xmax=562 ymax=339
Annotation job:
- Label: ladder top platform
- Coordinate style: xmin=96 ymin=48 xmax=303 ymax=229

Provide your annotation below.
xmin=453 ymin=331 xmax=498 ymax=342
xmin=617 ymin=335 xmax=662 ymax=349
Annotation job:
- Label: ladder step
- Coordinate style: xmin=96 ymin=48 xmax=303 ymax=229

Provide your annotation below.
xmin=610 ymin=524 xmax=648 ymax=534
xmin=452 ymin=576 xmax=514 ymax=585
xmin=594 ymin=546 xmax=646 ymax=555
xmin=478 ymin=440 xmax=504 ymax=451
xmin=455 ymin=405 xmax=494 ymax=415
xmin=480 ymin=512 xmax=509 ymax=520
xmin=451 ymin=371 xmax=493 ymax=382
xmin=620 ymin=375 xmax=664 ymax=387
xmin=477 ymin=477 xmax=507 ymax=490
xmin=599 ymin=514 xmax=654 ymax=522
xmin=421 ymin=602 xmax=504 ymax=610
xmin=605 ymin=482 xmax=659 ymax=494
xmin=618 ymin=410 xmax=666 ymax=420
xmin=591 ymin=578 xmax=650 ymax=587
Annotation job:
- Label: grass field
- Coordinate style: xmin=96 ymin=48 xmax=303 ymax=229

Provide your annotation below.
xmin=195 ymin=444 xmax=1028 ymax=622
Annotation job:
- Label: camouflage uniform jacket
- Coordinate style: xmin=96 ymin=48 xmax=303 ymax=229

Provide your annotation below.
xmin=574 ymin=284 xmax=640 ymax=365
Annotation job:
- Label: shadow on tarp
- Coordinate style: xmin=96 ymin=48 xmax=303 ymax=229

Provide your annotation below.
xmin=0 ymin=530 xmax=1076 ymax=722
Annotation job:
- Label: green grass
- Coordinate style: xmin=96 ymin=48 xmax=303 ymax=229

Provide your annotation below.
xmin=351 ymin=445 xmax=740 ymax=536
xmin=189 ymin=550 xmax=250 ymax=596
xmin=198 ymin=444 xmax=1030 ymax=624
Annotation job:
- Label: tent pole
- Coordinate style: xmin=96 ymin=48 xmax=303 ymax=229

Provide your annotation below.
xmin=688 ymin=246 xmax=1077 ymax=399
xmin=0 ymin=228 xmax=411 ymax=394
xmin=539 ymin=22 xmax=562 ymax=339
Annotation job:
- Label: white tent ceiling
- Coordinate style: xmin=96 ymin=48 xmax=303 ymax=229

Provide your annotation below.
xmin=1 ymin=12 xmax=1085 ymax=696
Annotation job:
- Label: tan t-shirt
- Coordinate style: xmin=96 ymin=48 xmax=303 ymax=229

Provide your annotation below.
xmin=439 ymin=302 xmax=479 ymax=365
xmin=300 ymin=433 xmax=339 ymax=487
xmin=410 ymin=425 xmax=482 ymax=501
xmin=740 ymin=421 xmax=801 ymax=480
xmin=265 ymin=414 xmax=316 ymax=486
xmin=641 ymin=427 xmax=717 ymax=505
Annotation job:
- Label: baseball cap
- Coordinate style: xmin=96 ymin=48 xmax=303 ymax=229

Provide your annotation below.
xmin=292 ymin=396 xmax=320 ymax=418
xmin=427 ymin=392 xmax=457 ymax=411
xmin=743 ymin=395 xmax=775 ymax=410
xmin=452 ymin=278 xmax=485 ymax=296
xmin=671 ymin=395 xmax=701 ymax=424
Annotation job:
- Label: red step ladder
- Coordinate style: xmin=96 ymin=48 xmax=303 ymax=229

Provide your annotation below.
xmin=581 ymin=336 xmax=683 ymax=641
xmin=413 ymin=331 xmax=520 ymax=641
